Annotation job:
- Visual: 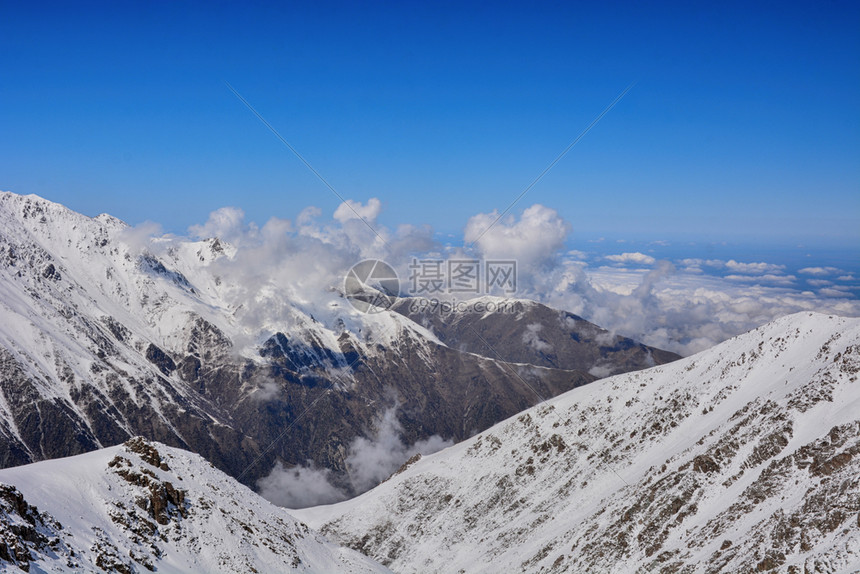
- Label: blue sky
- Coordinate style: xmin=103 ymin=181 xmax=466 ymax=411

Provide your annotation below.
xmin=2 ymin=1 xmax=859 ymax=246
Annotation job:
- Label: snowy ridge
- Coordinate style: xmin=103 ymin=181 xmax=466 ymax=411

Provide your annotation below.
xmin=0 ymin=191 xmax=406 ymax=366
xmin=0 ymin=192 xmax=234 ymax=459
xmin=0 ymin=437 xmax=389 ymax=573
xmin=295 ymin=312 xmax=860 ymax=573
xmin=0 ymin=191 xmax=454 ymax=404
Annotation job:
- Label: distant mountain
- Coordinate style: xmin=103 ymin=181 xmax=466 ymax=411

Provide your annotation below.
xmin=0 ymin=437 xmax=389 ymax=573
xmin=392 ymin=296 xmax=679 ymax=376
xmin=295 ymin=312 xmax=860 ymax=573
xmin=0 ymin=191 xmax=677 ymax=495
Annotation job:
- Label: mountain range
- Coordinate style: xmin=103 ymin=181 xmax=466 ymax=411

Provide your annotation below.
xmin=0 ymin=191 xmax=676 ymax=496
xmin=2 ymin=310 xmax=857 ymax=572
xmin=2 ymin=191 xmax=857 ymax=573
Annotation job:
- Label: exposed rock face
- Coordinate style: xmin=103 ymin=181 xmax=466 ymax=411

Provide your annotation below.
xmin=0 ymin=438 xmax=390 ymax=573
xmin=294 ymin=313 xmax=860 ymax=574
xmin=0 ymin=192 xmax=676 ymax=494
xmin=0 ymin=483 xmax=67 ymax=572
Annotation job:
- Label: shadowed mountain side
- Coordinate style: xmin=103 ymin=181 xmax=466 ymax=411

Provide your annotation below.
xmin=392 ymin=296 xmax=681 ymax=376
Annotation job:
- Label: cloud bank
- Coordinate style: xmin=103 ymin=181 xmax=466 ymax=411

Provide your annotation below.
xmin=130 ymin=198 xmax=859 ymax=358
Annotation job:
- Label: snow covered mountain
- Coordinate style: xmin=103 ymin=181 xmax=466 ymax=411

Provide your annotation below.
xmin=294 ymin=312 xmax=860 ymax=573
xmin=0 ymin=191 xmax=677 ymax=496
xmin=0 ymin=437 xmax=389 ymax=573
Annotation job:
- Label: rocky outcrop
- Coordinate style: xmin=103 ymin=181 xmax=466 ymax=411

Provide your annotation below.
xmin=0 ymin=483 xmax=68 ymax=572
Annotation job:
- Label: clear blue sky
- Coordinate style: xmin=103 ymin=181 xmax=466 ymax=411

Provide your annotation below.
xmin=2 ymin=1 xmax=858 ymax=244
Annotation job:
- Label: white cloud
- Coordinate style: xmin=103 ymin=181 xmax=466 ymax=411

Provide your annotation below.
xmin=257 ymin=462 xmax=347 ymax=509
xmin=687 ymin=259 xmax=785 ymax=275
xmin=333 ymin=198 xmax=382 ymax=224
xmin=463 ymin=204 xmax=570 ymax=271
xmin=258 ymin=405 xmax=452 ymax=508
xmin=260 ymin=216 xmax=293 ymax=243
xmin=522 ymin=323 xmax=551 ymax=352
xmin=297 ymin=205 xmax=322 ymax=227
xmin=820 ymin=287 xmax=853 ymax=298
xmin=588 ymin=363 xmax=615 ymax=378
xmin=679 ymin=258 xmax=705 ymax=273
xmin=724 ymin=274 xmax=796 ymax=285
xmin=799 ymin=266 xmax=841 ymax=276
xmin=604 ymin=252 xmax=656 ymax=266
xmin=188 ymin=206 xmax=247 ymax=241
xmin=117 ymin=221 xmax=164 ymax=254
xmin=344 ymin=406 xmax=452 ymax=492
xmin=723 ymin=260 xmax=785 ymax=274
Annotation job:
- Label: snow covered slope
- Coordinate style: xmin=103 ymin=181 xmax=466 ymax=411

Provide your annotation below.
xmin=295 ymin=312 xmax=860 ymax=573
xmin=0 ymin=437 xmax=389 ymax=573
